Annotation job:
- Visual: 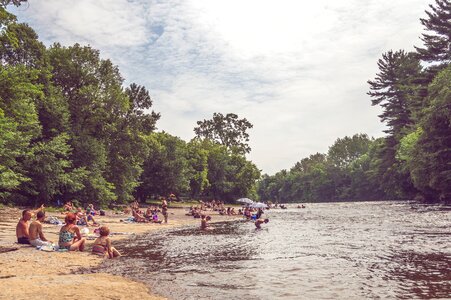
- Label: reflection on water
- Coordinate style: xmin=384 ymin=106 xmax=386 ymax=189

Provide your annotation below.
xmin=92 ymin=201 xmax=451 ymax=300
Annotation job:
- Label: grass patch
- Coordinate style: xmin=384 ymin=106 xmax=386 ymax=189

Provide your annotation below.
xmin=43 ymin=206 xmax=64 ymax=213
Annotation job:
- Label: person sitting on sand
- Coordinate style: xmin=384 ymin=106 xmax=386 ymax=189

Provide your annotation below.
xmin=132 ymin=209 xmax=148 ymax=223
xmin=63 ymin=201 xmax=73 ymax=212
xmin=58 ymin=213 xmax=86 ymax=251
xmin=255 ymin=218 xmax=269 ymax=229
xmin=131 ymin=200 xmax=139 ymax=211
xmin=16 ymin=205 xmax=45 ymax=244
xmin=29 ymin=211 xmax=53 ymax=247
xmin=76 ymin=207 xmax=98 ymax=226
xmin=86 ymin=203 xmax=97 ymax=216
xmin=92 ymin=226 xmax=121 ymax=259
xmin=151 ymin=211 xmax=162 ymax=224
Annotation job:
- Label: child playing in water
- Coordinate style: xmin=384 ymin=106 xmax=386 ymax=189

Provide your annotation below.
xmin=92 ymin=226 xmax=121 ymax=258
xmin=200 ymin=215 xmax=212 ymax=230
xmin=255 ymin=218 xmax=269 ymax=229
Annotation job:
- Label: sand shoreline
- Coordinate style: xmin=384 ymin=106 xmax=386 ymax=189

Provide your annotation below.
xmin=0 ymin=206 xmax=239 ymax=300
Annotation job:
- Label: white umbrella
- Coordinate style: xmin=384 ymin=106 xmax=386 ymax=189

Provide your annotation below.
xmin=236 ymin=198 xmax=254 ymax=204
xmin=249 ymin=202 xmax=267 ymax=209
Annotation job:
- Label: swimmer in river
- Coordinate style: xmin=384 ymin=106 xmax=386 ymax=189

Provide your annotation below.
xmin=255 ymin=218 xmax=269 ymax=229
xmin=200 ymin=215 xmax=212 ymax=230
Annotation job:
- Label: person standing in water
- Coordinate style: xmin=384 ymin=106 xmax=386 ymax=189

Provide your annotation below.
xmin=200 ymin=215 xmax=212 ymax=230
xmin=161 ymin=198 xmax=168 ymax=224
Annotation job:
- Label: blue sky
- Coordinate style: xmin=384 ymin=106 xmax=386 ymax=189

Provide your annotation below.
xmin=11 ymin=0 xmax=431 ymax=174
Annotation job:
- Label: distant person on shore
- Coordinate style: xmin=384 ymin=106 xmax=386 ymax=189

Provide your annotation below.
xmin=16 ymin=205 xmax=44 ymax=244
xmin=29 ymin=211 xmax=53 ymax=247
xmin=92 ymin=226 xmax=121 ymax=258
xmin=200 ymin=215 xmax=212 ymax=230
xmin=63 ymin=201 xmax=73 ymax=212
xmin=58 ymin=213 xmax=86 ymax=251
xmin=161 ymin=198 xmax=168 ymax=224
xmin=132 ymin=209 xmax=148 ymax=223
xmin=76 ymin=207 xmax=98 ymax=226
xmin=255 ymin=218 xmax=269 ymax=229
xmin=256 ymin=208 xmax=264 ymax=219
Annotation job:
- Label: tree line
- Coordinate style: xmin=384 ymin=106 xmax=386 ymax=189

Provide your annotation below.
xmin=0 ymin=6 xmax=260 ymax=207
xmin=257 ymin=0 xmax=450 ymax=204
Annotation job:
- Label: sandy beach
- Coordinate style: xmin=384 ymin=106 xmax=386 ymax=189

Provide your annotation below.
xmin=0 ymin=206 xmax=236 ymax=300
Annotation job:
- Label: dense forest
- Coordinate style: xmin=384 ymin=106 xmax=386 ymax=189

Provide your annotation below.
xmin=257 ymin=0 xmax=450 ymax=204
xmin=0 ymin=0 xmax=449 ymax=207
xmin=0 ymin=4 xmax=260 ymax=206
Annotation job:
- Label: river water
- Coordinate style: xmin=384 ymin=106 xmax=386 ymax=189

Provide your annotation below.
xmin=93 ymin=201 xmax=451 ymax=299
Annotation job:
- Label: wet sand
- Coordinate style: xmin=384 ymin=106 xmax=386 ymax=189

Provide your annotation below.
xmin=0 ymin=206 xmax=237 ymax=300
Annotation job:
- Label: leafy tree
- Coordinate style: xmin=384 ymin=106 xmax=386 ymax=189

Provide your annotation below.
xmin=327 ymin=134 xmax=372 ymax=169
xmin=410 ymin=65 xmax=451 ymax=203
xmin=136 ymin=132 xmax=190 ymax=200
xmin=22 ymin=134 xmax=87 ymax=205
xmin=124 ymin=83 xmax=160 ymax=134
xmin=186 ymin=139 xmax=210 ymax=198
xmin=194 ymin=112 xmax=253 ymax=154
xmin=0 ymin=108 xmax=29 ymax=200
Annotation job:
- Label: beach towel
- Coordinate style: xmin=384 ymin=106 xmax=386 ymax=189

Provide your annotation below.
xmin=36 ymin=244 xmax=56 ymax=252
xmin=46 ymin=216 xmax=63 ymax=225
xmin=120 ymin=217 xmax=136 ymax=223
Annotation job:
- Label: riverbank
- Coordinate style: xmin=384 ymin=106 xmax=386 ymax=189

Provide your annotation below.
xmin=0 ymin=206 xmax=238 ymax=299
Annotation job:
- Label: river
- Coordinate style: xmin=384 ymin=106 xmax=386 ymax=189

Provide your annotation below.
xmin=93 ymin=201 xmax=451 ymax=299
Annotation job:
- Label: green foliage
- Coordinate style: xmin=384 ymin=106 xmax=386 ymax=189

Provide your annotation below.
xmin=367 ymin=50 xmax=422 ymax=137
xmin=397 ymin=127 xmax=423 ymax=162
xmin=186 ymin=139 xmax=210 ymax=198
xmin=410 ymin=65 xmax=451 ymax=202
xmin=136 ymin=132 xmax=190 ymax=200
xmin=21 ymin=133 xmax=88 ymax=205
xmin=194 ymin=112 xmax=253 ymax=154
xmin=0 ymin=107 xmax=29 ymax=199
xmin=257 ymin=135 xmax=390 ymax=203
xmin=415 ymin=0 xmax=451 ymax=64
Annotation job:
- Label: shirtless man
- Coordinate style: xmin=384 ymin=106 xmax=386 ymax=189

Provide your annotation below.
xmin=255 ymin=218 xmax=269 ymax=229
xmin=16 ymin=205 xmax=45 ymax=244
xmin=29 ymin=211 xmax=52 ymax=247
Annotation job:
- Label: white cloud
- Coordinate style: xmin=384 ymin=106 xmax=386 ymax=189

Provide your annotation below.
xmin=12 ymin=0 xmax=432 ymax=174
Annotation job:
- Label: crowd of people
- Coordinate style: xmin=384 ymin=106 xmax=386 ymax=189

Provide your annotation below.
xmin=185 ymin=200 xmax=269 ymax=229
xmin=14 ymin=198 xmax=270 ymax=259
xmin=15 ymin=202 xmax=121 ymax=259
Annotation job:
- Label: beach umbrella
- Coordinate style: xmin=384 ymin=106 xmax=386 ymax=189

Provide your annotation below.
xmin=249 ymin=202 xmax=268 ymax=209
xmin=236 ymin=198 xmax=254 ymax=204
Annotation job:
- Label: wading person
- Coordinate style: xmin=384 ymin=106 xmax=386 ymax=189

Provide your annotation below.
xmin=200 ymin=215 xmax=212 ymax=230
xmin=255 ymin=218 xmax=269 ymax=229
xmin=161 ymin=198 xmax=168 ymax=224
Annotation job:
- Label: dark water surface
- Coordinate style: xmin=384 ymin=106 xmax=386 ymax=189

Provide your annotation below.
xmin=92 ymin=202 xmax=451 ymax=299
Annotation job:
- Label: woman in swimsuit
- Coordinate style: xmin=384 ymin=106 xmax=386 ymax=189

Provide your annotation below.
xmin=58 ymin=213 xmax=86 ymax=251
xmin=92 ymin=226 xmax=121 ymax=258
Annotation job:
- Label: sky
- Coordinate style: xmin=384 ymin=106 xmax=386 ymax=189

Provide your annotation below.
xmin=11 ymin=0 xmax=432 ymax=175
